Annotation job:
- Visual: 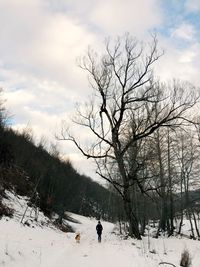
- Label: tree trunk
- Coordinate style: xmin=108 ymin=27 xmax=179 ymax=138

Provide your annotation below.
xmin=167 ymin=130 xmax=174 ymax=236
xmin=178 ymin=213 xmax=183 ymax=235
xmin=123 ymin=189 xmax=141 ymax=240
xmin=156 ymin=130 xmax=167 ymax=232
xmin=178 ymin=168 xmax=184 ymax=235
xmin=188 ymin=211 xmax=195 ymax=239
xmin=193 ymin=212 xmax=200 ymax=238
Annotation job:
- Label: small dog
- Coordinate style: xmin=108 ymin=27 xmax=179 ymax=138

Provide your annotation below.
xmin=75 ymin=233 xmax=81 ymax=243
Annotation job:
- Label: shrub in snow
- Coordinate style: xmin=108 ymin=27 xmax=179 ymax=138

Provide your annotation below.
xmin=149 ymin=249 xmax=157 ymax=254
xmin=0 ymin=199 xmax=13 ymax=218
xmin=180 ymin=249 xmax=191 ymax=267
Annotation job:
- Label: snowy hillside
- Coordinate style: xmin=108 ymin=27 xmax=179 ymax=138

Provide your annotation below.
xmin=1 ymin=191 xmax=200 ymax=267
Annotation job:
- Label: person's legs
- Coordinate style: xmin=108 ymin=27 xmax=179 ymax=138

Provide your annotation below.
xmin=98 ymin=234 xmax=101 ymax=242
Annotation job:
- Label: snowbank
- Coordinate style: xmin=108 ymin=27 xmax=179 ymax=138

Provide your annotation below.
xmin=1 ymin=191 xmax=200 ymax=266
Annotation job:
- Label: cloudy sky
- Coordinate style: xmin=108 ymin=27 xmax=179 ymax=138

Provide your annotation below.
xmin=0 ymin=0 xmax=200 ymax=181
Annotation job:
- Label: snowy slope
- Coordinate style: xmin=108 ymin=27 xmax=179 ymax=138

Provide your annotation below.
xmin=1 ymin=191 xmax=200 ymax=267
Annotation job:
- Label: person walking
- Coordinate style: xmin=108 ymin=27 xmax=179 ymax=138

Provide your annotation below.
xmin=96 ymin=221 xmax=103 ymax=243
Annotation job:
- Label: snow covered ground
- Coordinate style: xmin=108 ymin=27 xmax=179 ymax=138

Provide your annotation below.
xmin=1 ymin=191 xmax=200 ymax=267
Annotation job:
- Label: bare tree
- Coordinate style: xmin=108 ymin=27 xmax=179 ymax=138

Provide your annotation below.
xmin=167 ymin=128 xmax=175 ymax=236
xmin=175 ymin=129 xmax=200 ymax=237
xmin=61 ymin=34 xmax=199 ymax=239
xmin=0 ymin=88 xmax=10 ymax=128
xmin=151 ymin=127 xmax=177 ymax=236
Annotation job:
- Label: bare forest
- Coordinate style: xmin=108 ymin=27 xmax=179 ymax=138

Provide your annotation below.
xmin=61 ymin=34 xmax=200 ymax=240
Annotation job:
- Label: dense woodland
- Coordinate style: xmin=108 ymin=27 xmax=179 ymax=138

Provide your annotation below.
xmin=0 ymin=102 xmax=121 ymax=223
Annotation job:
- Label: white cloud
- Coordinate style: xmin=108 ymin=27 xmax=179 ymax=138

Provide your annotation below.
xmin=179 ymin=50 xmax=196 ymax=63
xmin=171 ymin=23 xmax=196 ymax=41
xmin=90 ymin=0 xmax=162 ymax=36
xmin=185 ymin=0 xmax=200 ymax=12
xmin=0 ymin=0 xmax=95 ymax=93
xmin=55 ymin=0 xmax=163 ymax=37
xmin=155 ymin=37 xmax=200 ymax=87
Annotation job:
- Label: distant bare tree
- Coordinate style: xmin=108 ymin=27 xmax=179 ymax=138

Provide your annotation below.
xmin=49 ymin=142 xmax=60 ymax=159
xmin=174 ymin=130 xmax=200 ymax=237
xmin=0 ymin=88 xmax=9 ymax=128
xmin=61 ymin=34 xmax=199 ymax=239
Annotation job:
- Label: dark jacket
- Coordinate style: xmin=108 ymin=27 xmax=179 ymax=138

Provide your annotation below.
xmin=96 ymin=223 xmax=103 ymax=234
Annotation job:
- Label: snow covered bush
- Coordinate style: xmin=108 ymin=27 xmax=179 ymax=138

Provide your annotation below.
xmin=180 ymin=249 xmax=191 ymax=267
